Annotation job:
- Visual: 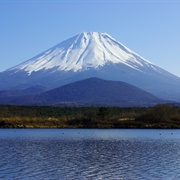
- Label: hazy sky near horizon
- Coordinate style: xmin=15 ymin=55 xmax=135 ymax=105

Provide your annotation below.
xmin=0 ymin=0 xmax=180 ymax=76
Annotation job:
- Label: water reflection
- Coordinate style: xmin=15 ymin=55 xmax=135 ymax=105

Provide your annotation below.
xmin=0 ymin=129 xmax=180 ymax=179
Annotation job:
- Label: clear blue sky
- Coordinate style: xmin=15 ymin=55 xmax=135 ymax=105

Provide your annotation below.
xmin=0 ymin=0 xmax=180 ymax=76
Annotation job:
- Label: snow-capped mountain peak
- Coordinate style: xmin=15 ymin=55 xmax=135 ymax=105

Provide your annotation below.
xmin=2 ymin=32 xmax=180 ymax=101
xmin=8 ymin=32 xmax=157 ymax=74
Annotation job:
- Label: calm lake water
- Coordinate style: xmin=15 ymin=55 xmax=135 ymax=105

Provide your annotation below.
xmin=0 ymin=129 xmax=180 ymax=180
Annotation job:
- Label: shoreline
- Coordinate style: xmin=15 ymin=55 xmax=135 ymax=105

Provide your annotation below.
xmin=0 ymin=104 xmax=180 ymax=129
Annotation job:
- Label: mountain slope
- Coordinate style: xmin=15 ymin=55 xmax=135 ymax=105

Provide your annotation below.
xmin=6 ymin=32 xmax=159 ymax=74
xmin=0 ymin=85 xmax=48 ymax=98
xmin=0 ymin=85 xmax=48 ymax=104
xmin=0 ymin=32 xmax=180 ymax=101
xmin=6 ymin=78 xmax=164 ymax=106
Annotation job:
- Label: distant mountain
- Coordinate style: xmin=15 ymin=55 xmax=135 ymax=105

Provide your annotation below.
xmin=0 ymin=85 xmax=48 ymax=97
xmin=0 ymin=85 xmax=48 ymax=105
xmin=3 ymin=78 xmax=166 ymax=107
xmin=1 ymin=32 xmax=180 ymax=101
xmin=19 ymin=85 xmax=49 ymax=95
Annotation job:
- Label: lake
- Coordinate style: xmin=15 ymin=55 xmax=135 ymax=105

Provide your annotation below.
xmin=0 ymin=129 xmax=180 ymax=179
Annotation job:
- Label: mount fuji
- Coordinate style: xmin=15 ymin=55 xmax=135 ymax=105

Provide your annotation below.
xmin=1 ymin=32 xmax=180 ymax=101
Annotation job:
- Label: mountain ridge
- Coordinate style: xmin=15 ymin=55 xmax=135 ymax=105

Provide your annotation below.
xmin=1 ymin=32 xmax=180 ymax=101
xmin=6 ymin=32 xmax=160 ymax=74
xmin=0 ymin=78 xmax=165 ymax=107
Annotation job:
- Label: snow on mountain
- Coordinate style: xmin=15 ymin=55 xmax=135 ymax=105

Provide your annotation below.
xmin=1 ymin=32 xmax=180 ymax=101
xmin=8 ymin=32 xmax=160 ymax=75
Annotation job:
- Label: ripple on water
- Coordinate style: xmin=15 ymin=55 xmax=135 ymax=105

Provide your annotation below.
xmin=0 ymin=129 xmax=180 ymax=179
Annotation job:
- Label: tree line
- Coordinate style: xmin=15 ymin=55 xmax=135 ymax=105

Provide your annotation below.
xmin=0 ymin=104 xmax=180 ymax=128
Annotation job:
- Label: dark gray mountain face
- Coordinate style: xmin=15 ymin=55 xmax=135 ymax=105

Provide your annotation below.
xmin=0 ymin=32 xmax=180 ymax=101
xmin=1 ymin=78 xmax=165 ymax=107
xmin=0 ymin=85 xmax=48 ymax=98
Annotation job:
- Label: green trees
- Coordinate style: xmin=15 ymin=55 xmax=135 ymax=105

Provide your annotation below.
xmin=135 ymin=104 xmax=180 ymax=128
xmin=0 ymin=104 xmax=180 ymax=128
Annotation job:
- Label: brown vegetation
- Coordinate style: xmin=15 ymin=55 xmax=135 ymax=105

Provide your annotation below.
xmin=0 ymin=104 xmax=180 ymax=128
